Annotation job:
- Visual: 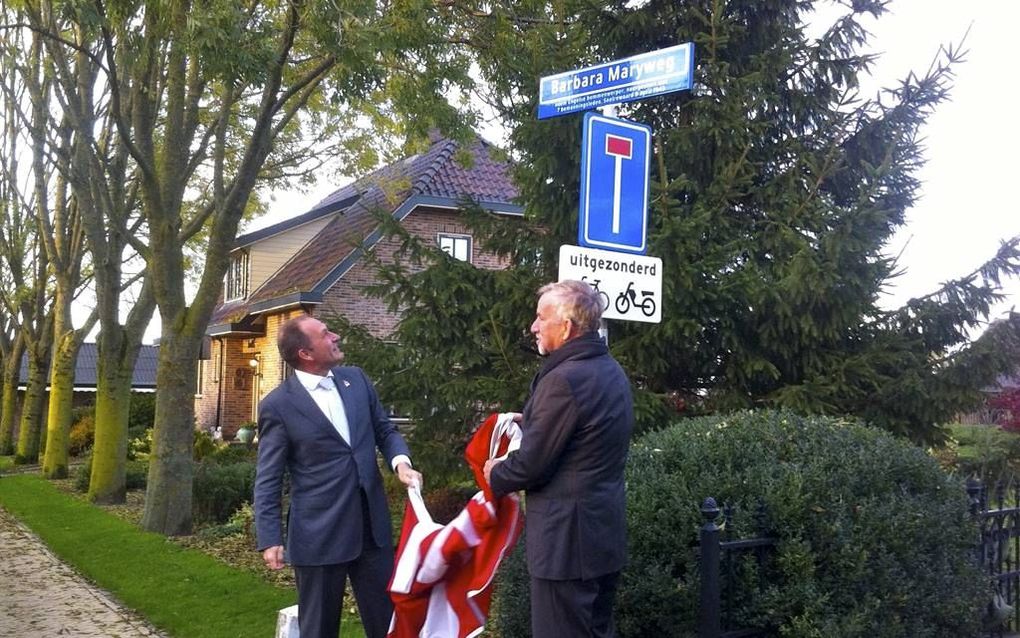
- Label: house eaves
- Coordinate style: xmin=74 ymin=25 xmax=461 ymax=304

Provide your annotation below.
xmin=247 ymin=291 xmax=324 ymax=316
xmin=207 ymin=313 xmax=266 ymax=337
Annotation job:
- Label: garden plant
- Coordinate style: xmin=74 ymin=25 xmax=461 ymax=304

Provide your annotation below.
xmin=492 ymin=410 xmax=987 ymax=637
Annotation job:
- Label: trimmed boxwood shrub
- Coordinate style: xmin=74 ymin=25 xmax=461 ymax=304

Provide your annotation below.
xmin=192 ymin=461 xmax=256 ymax=525
xmin=490 ymin=410 xmax=986 ymax=637
xmin=73 ymin=455 xmax=148 ymax=492
xmin=210 ymin=442 xmax=257 ymax=465
xmin=127 ymin=392 xmax=156 ymax=431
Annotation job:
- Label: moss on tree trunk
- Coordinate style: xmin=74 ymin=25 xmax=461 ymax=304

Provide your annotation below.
xmin=15 ymin=350 xmax=48 ymax=465
xmin=88 ymin=322 xmax=146 ymax=504
xmin=42 ymin=330 xmax=79 ymax=478
xmin=140 ymin=331 xmax=199 ymax=535
xmin=0 ymin=339 xmax=25 ymax=455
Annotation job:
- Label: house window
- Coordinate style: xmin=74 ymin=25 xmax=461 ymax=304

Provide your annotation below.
xmin=225 ymin=250 xmax=249 ymax=301
xmin=195 ymin=359 xmax=206 ymax=397
xmin=438 ymin=233 xmax=471 ymax=262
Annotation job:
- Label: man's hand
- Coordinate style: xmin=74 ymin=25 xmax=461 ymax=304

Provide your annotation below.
xmin=263 ymin=545 xmax=285 ymax=570
xmin=396 ymin=462 xmax=422 ymax=489
xmin=483 ymin=458 xmax=502 ymax=485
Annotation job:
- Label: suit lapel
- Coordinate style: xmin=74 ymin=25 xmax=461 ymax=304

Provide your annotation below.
xmin=333 ymin=368 xmax=358 ymax=443
xmin=285 ymin=375 xmax=346 ymax=444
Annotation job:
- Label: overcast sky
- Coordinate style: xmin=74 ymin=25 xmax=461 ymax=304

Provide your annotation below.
xmin=849 ymin=0 xmax=1019 ymax=319
xmin=248 ymin=0 xmax=1018 ymax=336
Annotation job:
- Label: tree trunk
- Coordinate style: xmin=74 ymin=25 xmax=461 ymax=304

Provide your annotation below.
xmin=0 ymin=336 xmax=25 ymax=455
xmin=15 ymin=342 xmax=49 ymax=465
xmin=42 ymin=327 xmax=80 ymax=478
xmin=140 ymin=329 xmax=200 ymax=535
xmin=88 ymin=327 xmax=142 ymax=503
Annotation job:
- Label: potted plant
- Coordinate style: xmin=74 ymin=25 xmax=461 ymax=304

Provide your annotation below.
xmin=235 ymin=421 xmax=257 ymax=444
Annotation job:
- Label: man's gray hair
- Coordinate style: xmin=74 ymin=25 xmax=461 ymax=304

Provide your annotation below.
xmin=538 ymin=280 xmax=603 ymax=334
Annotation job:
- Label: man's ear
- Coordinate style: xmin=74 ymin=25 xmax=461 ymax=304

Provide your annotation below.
xmin=563 ymin=320 xmax=579 ymax=341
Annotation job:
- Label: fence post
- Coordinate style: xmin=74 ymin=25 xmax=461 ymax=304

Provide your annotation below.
xmin=700 ymin=497 xmax=722 ymax=638
xmin=966 ymin=477 xmax=981 ymax=519
xmin=966 ymin=477 xmax=984 ymax=568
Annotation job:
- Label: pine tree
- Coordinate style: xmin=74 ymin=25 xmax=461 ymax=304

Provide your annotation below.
xmin=339 ymin=0 xmax=1020 ymax=478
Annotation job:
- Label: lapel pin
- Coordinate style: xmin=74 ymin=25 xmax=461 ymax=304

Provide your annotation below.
xmin=343 ymin=380 xmax=350 ymax=387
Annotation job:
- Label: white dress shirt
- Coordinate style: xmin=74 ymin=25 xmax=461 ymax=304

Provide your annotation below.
xmin=295 ymin=369 xmax=351 ymax=444
xmin=293 ymin=368 xmax=411 ymax=472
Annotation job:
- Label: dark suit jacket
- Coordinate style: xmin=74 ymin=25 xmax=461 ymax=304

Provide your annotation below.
xmin=254 ymin=365 xmax=410 ymax=566
xmin=490 ymin=333 xmax=634 ymax=580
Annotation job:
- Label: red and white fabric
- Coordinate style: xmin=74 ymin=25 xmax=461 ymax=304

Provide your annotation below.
xmin=387 ymin=413 xmax=524 ymax=638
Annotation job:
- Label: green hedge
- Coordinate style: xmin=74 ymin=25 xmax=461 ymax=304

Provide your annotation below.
xmin=192 ymin=461 xmax=256 ymax=526
xmin=74 ymin=456 xmax=148 ymax=492
xmin=491 ymin=410 xmax=986 ymax=637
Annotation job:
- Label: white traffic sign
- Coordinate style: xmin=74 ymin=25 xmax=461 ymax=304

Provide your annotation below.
xmin=579 ymin=113 xmax=651 ymax=255
xmin=558 ymin=244 xmax=662 ymax=324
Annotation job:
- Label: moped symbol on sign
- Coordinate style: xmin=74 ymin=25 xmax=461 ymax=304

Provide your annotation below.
xmin=579 ymin=112 xmax=651 ymax=255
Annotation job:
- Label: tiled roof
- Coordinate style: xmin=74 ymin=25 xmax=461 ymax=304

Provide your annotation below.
xmin=209 ymin=298 xmax=251 ymax=326
xmin=244 ymin=135 xmax=519 ymax=307
xmin=19 ymin=343 xmax=159 ymax=390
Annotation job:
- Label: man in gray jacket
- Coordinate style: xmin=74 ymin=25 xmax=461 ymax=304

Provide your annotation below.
xmin=485 ymin=280 xmax=634 ymax=638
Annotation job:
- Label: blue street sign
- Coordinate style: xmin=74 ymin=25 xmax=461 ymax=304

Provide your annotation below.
xmin=579 ymin=113 xmax=651 ymax=255
xmin=538 ymin=43 xmax=694 ymax=119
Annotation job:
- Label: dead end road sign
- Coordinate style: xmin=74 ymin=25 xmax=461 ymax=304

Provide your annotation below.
xmin=578 ymin=112 xmax=652 ymax=255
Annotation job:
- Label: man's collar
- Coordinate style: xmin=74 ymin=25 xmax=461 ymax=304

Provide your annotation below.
xmin=542 ymin=332 xmax=606 ymax=365
xmin=294 ymin=368 xmax=333 ymax=391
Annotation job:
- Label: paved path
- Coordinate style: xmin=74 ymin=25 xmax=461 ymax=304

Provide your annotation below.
xmin=0 ymin=505 xmax=166 ymax=637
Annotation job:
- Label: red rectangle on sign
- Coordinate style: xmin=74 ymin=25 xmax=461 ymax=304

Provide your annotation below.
xmin=605 ymin=135 xmax=632 ymax=159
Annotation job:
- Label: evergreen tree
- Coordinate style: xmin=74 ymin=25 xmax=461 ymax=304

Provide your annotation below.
xmin=340 ymin=0 xmax=1020 ymax=479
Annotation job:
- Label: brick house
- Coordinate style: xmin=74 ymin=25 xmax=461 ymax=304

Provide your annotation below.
xmin=195 ymin=134 xmax=521 ymax=438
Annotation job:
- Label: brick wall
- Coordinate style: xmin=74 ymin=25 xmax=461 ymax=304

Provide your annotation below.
xmin=320 ymin=206 xmax=511 ymax=338
xmin=193 ymin=345 xmax=219 ymax=432
xmin=193 ymin=310 xmax=307 ymax=438
xmin=194 ymin=337 xmax=253 ymax=438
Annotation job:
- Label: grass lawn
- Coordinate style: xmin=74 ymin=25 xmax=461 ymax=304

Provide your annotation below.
xmin=0 ymin=474 xmax=367 ymax=638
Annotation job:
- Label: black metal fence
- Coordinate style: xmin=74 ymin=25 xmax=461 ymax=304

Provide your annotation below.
xmin=698 ymin=482 xmax=1020 ymax=637
xmin=698 ymin=497 xmax=776 ymax=638
xmin=968 ymin=478 xmax=1020 ymax=637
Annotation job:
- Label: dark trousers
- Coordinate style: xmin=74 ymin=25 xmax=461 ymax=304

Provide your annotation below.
xmin=530 ymin=571 xmax=620 ymax=638
xmin=293 ymin=494 xmax=394 ymax=638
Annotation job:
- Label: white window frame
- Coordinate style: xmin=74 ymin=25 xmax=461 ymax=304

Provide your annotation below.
xmin=195 ymin=359 xmax=206 ymax=397
xmin=437 ymin=232 xmax=472 ymax=263
xmin=225 ymin=250 xmax=250 ymax=301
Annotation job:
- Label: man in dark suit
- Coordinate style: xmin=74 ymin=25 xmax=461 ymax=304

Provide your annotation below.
xmin=254 ymin=315 xmax=421 ymax=638
xmin=485 ymin=280 xmax=634 ymax=638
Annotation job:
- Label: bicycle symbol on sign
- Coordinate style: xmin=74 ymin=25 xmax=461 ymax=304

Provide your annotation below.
xmin=580 ymin=276 xmax=611 ymax=311
xmin=615 ymin=282 xmax=656 ymax=317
